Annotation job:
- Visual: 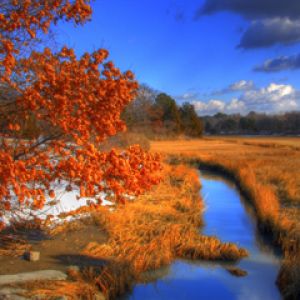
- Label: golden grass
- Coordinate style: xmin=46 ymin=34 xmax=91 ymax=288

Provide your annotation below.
xmin=0 ymin=234 xmax=31 ymax=256
xmin=211 ymin=136 xmax=300 ymax=150
xmin=151 ymin=137 xmax=300 ymax=299
xmin=5 ymin=137 xmax=299 ymax=298
xmin=80 ymin=164 xmax=247 ymax=298
xmin=17 ymin=163 xmax=247 ymax=299
xmin=18 ymin=279 xmax=98 ymax=299
xmin=277 ymin=253 xmax=300 ymax=300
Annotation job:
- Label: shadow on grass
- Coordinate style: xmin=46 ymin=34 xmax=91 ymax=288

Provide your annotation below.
xmin=53 ymin=254 xmax=107 ymax=268
xmin=0 ymin=227 xmax=50 ymax=251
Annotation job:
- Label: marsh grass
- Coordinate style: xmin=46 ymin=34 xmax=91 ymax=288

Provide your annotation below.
xmin=18 ymin=279 xmax=98 ymax=299
xmin=277 ymin=253 xmax=300 ymax=300
xmin=16 ymin=163 xmax=247 ymax=300
xmin=152 ymin=138 xmax=300 ymax=299
xmin=76 ymin=263 xmax=136 ymax=300
xmin=0 ymin=234 xmax=31 ymax=256
xmin=78 ymin=164 xmax=247 ymax=298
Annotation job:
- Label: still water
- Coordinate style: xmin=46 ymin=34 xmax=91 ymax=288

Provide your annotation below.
xmin=123 ymin=170 xmax=282 ymax=300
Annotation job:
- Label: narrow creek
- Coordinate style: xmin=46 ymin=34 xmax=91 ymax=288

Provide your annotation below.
xmin=122 ymin=169 xmax=282 ymax=300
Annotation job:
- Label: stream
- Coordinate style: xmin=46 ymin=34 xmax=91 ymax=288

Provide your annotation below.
xmin=122 ymin=169 xmax=282 ymax=300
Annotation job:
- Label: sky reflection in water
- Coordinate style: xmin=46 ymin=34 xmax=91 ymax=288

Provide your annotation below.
xmin=123 ymin=170 xmax=282 ymax=300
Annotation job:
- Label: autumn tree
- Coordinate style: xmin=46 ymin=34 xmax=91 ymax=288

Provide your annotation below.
xmin=122 ymin=85 xmax=156 ymax=129
xmin=155 ymin=93 xmax=182 ymax=135
xmin=123 ymin=89 xmax=205 ymax=138
xmin=0 ymin=1 xmax=161 ymax=229
xmin=122 ymin=85 xmax=164 ymax=136
xmin=180 ymin=103 xmax=203 ymax=137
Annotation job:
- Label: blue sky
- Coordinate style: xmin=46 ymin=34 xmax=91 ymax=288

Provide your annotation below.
xmin=55 ymin=0 xmax=300 ymax=115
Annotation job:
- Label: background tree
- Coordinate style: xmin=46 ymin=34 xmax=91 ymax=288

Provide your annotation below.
xmin=180 ymin=102 xmax=203 ymax=137
xmin=122 ymin=84 xmax=162 ymax=134
xmin=123 ymin=89 xmax=206 ymax=138
xmin=202 ymin=111 xmax=300 ymax=135
xmin=154 ymin=93 xmax=182 ymax=135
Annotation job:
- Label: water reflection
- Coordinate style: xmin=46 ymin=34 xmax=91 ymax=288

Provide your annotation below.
xmin=122 ymin=169 xmax=282 ymax=300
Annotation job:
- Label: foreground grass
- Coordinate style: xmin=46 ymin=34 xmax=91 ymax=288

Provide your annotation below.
xmin=0 ymin=163 xmax=247 ymax=299
xmin=80 ymin=164 xmax=247 ymax=299
xmin=152 ymin=137 xmax=300 ymax=300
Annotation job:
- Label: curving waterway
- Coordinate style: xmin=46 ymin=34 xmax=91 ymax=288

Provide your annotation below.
xmin=122 ymin=169 xmax=282 ymax=300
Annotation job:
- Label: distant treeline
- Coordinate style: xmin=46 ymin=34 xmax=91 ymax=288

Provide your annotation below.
xmin=122 ymin=85 xmax=204 ymax=138
xmin=123 ymin=85 xmax=300 ymax=138
xmin=203 ymin=111 xmax=300 ymax=135
xmin=3 ymin=79 xmax=298 ymax=140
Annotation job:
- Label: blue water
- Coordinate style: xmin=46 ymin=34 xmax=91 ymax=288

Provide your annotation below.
xmin=123 ymin=170 xmax=282 ymax=300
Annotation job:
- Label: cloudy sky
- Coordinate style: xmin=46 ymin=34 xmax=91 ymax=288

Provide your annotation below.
xmin=56 ymin=0 xmax=300 ymax=115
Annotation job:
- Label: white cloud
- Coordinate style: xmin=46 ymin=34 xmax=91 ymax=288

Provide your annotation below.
xmin=226 ymin=98 xmax=246 ymax=112
xmin=212 ymin=80 xmax=254 ymax=95
xmin=229 ymin=80 xmax=254 ymax=91
xmin=189 ymin=82 xmax=299 ymax=115
xmin=192 ymin=98 xmax=246 ymax=115
xmin=181 ymin=92 xmax=198 ymax=100
xmin=192 ymin=99 xmax=225 ymax=115
xmin=176 ymin=92 xmax=200 ymax=101
xmin=240 ymin=83 xmax=296 ymax=105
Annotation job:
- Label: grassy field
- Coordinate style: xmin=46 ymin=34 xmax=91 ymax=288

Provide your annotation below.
xmin=152 ymin=136 xmax=300 ymax=299
xmin=152 ymin=137 xmax=300 ymax=206
xmin=1 ymin=136 xmax=299 ymax=299
xmin=79 ymin=164 xmax=248 ymax=298
xmin=0 ymin=163 xmax=248 ymax=299
xmin=209 ymin=136 xmax=300 ymax=148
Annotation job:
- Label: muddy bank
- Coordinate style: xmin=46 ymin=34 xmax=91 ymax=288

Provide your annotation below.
xmin=0 ymin=223 xmax=107 ymax=275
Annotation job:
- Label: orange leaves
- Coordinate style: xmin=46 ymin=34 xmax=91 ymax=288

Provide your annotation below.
xmin=49 ymin=190 xmax=55 ymax=199
xmin=0 ymin=2 xmax=162 ymax=231
xmin=7 ymin=123 xmax=20 ymax=131
xmin=3 ymin=201 xmax=11 ymax=211
xmin=0 ymin=145 xmax=59 ymax=214
xmin=51 ymin=144 xmax=161 ymax=203
xmin=13 ymin=183 xmax=21 ymax=196
xmin=1 ymin=40 xmax=14 ymax=52
xmin=80 ymin=185 xmax=86 ymax=198
xmin=15 ymin=47 xmax=138 ymax=144
xmin=125 ymin=70 xmax=135 ymax=80
xmin=0 ymin=1 xmax=92 ymax=80
xmin=27 ymin=28 xmax=36 ymax=39
xmin=69 ymin=170 xmax=76 ymax=178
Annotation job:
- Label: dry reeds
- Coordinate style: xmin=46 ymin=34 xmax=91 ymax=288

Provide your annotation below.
xmin=0 ymin=234 xmax=32 ymax=256
xmin=81 ymin=164 xmax=248 ymax=290
xmin=151 ymin=138 xmax=300 ymax=299
xmin=20 ymin=280 xmax=98 ymax=299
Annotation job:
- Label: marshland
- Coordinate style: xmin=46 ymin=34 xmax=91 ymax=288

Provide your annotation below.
xmin=1 ymin=1 xmax=300 ymax=300
xmin=1 ymin=137 xmax=299 ymax=299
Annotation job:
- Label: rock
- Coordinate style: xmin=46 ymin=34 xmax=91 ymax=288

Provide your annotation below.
xmin=0 ymin=270 xmax=67 ymax=285
xmin=67 ymin=265 xmax=80 ymax=273
xmin=24 ymin=251 xmax=40 ymax=262
xmin=66 ymin=265 xmax=80 ymax=279
xmin=225 ymin=266 xmax=248 ymax=277
xmin=0 ymin=287 xmax=27 ymax=299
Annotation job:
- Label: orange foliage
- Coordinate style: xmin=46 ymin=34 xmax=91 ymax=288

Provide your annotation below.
xmin=0 ymin=2 xmax=162 ymax=229
xmin=0 ymin=0 xmax=92 ymax=78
